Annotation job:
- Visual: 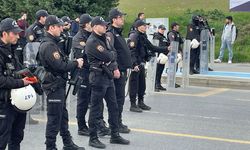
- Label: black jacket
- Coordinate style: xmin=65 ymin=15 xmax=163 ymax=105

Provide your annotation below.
xmin=186 ymin=23 xmax=201 ymax=42
xmin=106 ymin=26 xmax=132 ymax=71
xmin=26 ymin=21 xmax=45 ymax=42
xmin=128 ymin=30 xmax=168 ymax=67
xmin=72 ymin=28 xmax=91 ymax=68
xmin=58 ymin=30 xmax=72 ymax=56
xmin=86 ymin=32 xmax=117 ymax=72
xmin=0 ymin=40 xmax=25 ymax=101
xmin=39 ymin=33 xmax=78 ymax=90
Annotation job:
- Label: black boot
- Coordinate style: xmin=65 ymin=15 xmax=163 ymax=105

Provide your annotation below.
xmin=119 ymin=122 xmax=131 ymax=134
xmin=110 ymin=132 xmax=130 ymax=145
xmin=78 ymin=124 xmax=90 ymax=136
xmin=175 ymin=84 xmax=181 ymax=88
xmin=138 ymin=100 xmax=151 ymax=110
xmin=63 ymin=140 xmax=85 ymax=150
xmin=130 ymin=102 xmax=142 ymax=113
xmin=89 ymin=137 xmax=106 ymax=149
xmin=158 ymin=85 xmax=166 ymax=91
xmin=46 ymin=147 xmax=58 ymax=150
xmin=97 ymin=120 xmax=111 ymax=137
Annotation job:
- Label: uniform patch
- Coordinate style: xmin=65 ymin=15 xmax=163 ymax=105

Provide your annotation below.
xmin=130 ymin=41 xmax=135 ymax=48
xmin=80 ymin=41 xmax=86 ymax=46
xmin=29 ymin=35 xmax=34 ymax=41
xmin=97 ymin=45 xmax=105 ymax=52
xmin=172 ymin=35 xmax=175 ymax=39
xmin=53 ymin=51 xmax=61 ymax=59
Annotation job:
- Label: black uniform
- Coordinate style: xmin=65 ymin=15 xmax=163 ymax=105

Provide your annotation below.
xmin=39 ymin=32 xmax=78 ymax=149
xmin=86 ymin=31 xmax=119 ymax=139
xmin=153 ymin=32 xmax=169 ymax=89
xmin=106 ymin=25 xmax=132 ymax=129
xmin=0 ymin=40 xmax=27 ymax=150
xmin=71 ymin=28 xmax=91 ymax=133
xmin=186 ymin=18 xmax=201 ymax=74
xmin=26 ymin=21 xmax=45 ymax=42
xmin=59 ymin=30 xmax=72 ymax=56
xmin=128 ymin=30 xmax=168 ymax=108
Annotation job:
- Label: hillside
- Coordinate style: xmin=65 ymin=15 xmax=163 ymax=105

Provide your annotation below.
xmin=118 ymin=0 xmax=250 ymax=62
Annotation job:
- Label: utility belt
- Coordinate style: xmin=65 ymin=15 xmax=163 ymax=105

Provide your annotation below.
xmin=42 ymin=71 xmax=66 ymax=94
xmin=90 ymin=65 xmax=113 ymax=79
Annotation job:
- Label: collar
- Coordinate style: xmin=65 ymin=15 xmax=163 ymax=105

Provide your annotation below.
xmin=44 ymin=32 xmax=61 ymax=43
xmin=109 ymin=25 xmax=123 ymax=35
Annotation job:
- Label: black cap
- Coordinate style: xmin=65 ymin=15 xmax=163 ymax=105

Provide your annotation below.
xmin=79 ymin=14 xmax=92 ymax=26
xmin=134 ymin=20 xmax=150 ymax=28
xmin=91 ymin=16 xmax=109 ymax=27
xmin=158 ymin=25 xmax=166 ymax=30
xmin=109 ymin=8 xmax=126 ymax=20
xmin=226 ymin=16 xmax=233 ymax=21
xmin=61 ymin=16 xmax=72 ymax=23
xmin=0 ymin=18 xmax=23 ymax=33
xmin=171 ymin=22 xmax=179 ymax=29
xmin=45 ymin=15 xmax=64 ymax=28
xmin=35 ymin=10 xmax=49 ymax=19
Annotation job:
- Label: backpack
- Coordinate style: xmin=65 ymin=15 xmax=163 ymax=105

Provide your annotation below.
xmin=224 ymin=24 xmax=238 ymax=40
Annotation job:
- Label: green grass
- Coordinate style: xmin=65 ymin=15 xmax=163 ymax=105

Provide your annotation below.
xmin=118 ymin=0 xmax=250 ymax=62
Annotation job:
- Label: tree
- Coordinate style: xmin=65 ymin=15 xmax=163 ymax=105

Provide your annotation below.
xmin=0 ymin=0 xmax=119 ymax=22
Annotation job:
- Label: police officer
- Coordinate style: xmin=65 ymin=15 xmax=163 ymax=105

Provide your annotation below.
xmin=130 ymin=12 xmax=145 ymax=32
xmin=153 ymin=25 xmax=169 ymax=92
xmin=0 ymin=18 xmax=34 ymax=150
xmin=186 ymin=15 xmax=201 ymax=75
xmin=59 ymin=16 xmax=72 ymax=56
xmin=25 ymin=9 xmax=49 ymax=125
xmin=106 ymin=8 xmax=132 ymax=133
xmin=128 ymin=20 xmax=170 ymax=113
xmin=167 ymin=22 xmax=184 ymax=88
xmin=26 ymin=10 xmax=49 ymax=42
xmin=86 ymin=16 xmax=130 ymax=149
xmin=38 ymin=15 xmax=85 ymax=150
xmin=71 ymin=14 xmax=92 ymax=136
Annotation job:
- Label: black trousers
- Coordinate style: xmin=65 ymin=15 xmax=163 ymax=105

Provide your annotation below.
xmin=114 ymin=71 xmax=127 ymax=124
xmin=0 ymin=103 xmax=26 ymax=150
xmin=155 ymin=63 xmax=165 ymax=87
xmin=76 ymin=69 xmax=90 ymax=130
xmin=45 ymin=88 xmax=71 ymax=149
xmin=129 ymin=65 xmax=146 ymax=103
xmin=190 ymin=47 xmax=200 ymax=72
xmin=88 ymin=72 xmax=119 ymax=138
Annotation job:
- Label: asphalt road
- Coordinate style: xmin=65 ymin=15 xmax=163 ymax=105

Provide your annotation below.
xmin=21 ymin=86 xmax=250 ymax=150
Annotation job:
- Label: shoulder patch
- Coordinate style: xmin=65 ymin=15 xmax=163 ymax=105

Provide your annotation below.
xmin=53 ymin=51 xmax=61 ymax=60
xmin=130 ymin=41 xmax=135 ymax=48
xmin=29 ymin=35 xmax=34 ymax=41
xmin=80 ymin=41 xmax=86 ymax=46
xmin=97 ymin=45 xmax=105 ymax=52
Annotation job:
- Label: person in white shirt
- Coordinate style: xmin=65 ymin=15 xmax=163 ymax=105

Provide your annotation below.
xmin=215 ymin=16 xmax=236 ymax=64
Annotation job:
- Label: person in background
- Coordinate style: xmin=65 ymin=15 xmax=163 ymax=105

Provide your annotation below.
xmin=130 ymin=12 xmax=145 ymax=32
xmin=16 ymin=12 xmax=29 ymax=64
xmin=214 ymin=16 xmax=236 ymax=64
xmin=71 ymin=17 xmax=80 ymax=36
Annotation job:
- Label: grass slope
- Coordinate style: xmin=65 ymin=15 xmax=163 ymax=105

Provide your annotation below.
xmin=118 ymin=0 xmax=250 ymax=62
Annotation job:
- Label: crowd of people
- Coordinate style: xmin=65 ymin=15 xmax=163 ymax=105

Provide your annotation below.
xmin=0 ymin=7 xmax=236 ymax=150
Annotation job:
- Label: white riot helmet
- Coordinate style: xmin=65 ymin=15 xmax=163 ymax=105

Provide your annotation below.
xmin=157 ymin=53 xmax=168 ymax=65
xmin=190 ymin=39 xmax=200 ymax=49
xmin=10 ymin=85 xmax=37 ymax=112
